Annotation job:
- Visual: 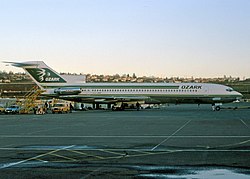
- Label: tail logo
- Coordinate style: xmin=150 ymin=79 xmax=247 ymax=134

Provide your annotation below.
xmin=26 ymin=68 xmax=66 ymax=83
xmin=37 ymin=69 xmax=46 ymax=82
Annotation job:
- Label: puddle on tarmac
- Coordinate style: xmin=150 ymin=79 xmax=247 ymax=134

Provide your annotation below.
xmin=136 ymin=167 xmax=249 ymax=179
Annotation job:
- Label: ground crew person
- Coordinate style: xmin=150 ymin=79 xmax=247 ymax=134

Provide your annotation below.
xmin=136 ymin=102 xmax=140 ymax=111
xmin=69 ymin=103 xmax=74 ymax=113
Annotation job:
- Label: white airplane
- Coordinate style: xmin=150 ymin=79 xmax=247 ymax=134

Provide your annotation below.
xmin=6 ymin=61 xmax=242 ymax=111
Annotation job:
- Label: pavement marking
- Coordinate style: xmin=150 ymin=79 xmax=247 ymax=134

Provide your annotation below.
xmin=0 ymin=135 xmax=249 ymax=138
xmin=209 ymin=139 xmax=250 ymax=149
xmin=230 ymin=111 xmax=249 ymax=129
xmin=1 ymin=148 xmax=250 ymax=169
xmin=0 ymin=145 xmax=75 ymax=169
xmin=133 ymin=150 xmax=153 ymax=155
xmin=26 ymin=127 xmax=63 ymax=135
xmin=35 ymin=158 xmax=48 ymax=163
xmin=98 ymin=149 xmax=125 ymax=156
xmin=67 ymin=149 xmax=104 ymax=159
xmin=0 ymin=144 xmax=15 ymax=148
xmin=81 ymin=167 xmax=103 ymax=179
xmin=49 ymin=153 xmax=77 ymax=162
xmin=239 ymin=119 xmax=249 ymax=129
xmin=151 ymin=120 xmax=192 ymax=151
xmin=0 ymin=147 xmax=250 ymax=152
xmin=97 ymin=150 xmax=177 ymax=161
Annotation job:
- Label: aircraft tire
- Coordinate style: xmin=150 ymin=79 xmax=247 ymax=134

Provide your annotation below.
xmin=215 ymin=106 xmax=221 ymax=111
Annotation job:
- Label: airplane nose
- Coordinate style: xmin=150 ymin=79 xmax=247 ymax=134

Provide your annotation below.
xmin=236 ymin=92 xmax=243 ymax=100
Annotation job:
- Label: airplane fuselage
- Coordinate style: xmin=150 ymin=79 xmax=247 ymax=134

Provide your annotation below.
xmin=7 ymin=61 xmax=243 ymax=110
xmin=43 ymin=82 xmax=242 ymax=105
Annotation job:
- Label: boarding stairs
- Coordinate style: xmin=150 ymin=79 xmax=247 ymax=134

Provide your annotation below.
xmin=18 ymin=86 xmax=44 ymax=114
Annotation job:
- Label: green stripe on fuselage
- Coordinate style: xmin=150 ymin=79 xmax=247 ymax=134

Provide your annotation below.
xmin=74 ymin=94 xmax=238 ymax=98
xmin=41 ymin=85 xmax=180 ymax=89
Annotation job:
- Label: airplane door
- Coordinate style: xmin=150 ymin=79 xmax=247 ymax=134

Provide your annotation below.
xmin=204 ymin=86 xmax=209 ymax=95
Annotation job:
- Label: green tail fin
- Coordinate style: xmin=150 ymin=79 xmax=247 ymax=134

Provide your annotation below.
xmin=25 ymin=68 xmax=66 ymax=83
xmin=5 ymin=61 xmax=67 ymax=87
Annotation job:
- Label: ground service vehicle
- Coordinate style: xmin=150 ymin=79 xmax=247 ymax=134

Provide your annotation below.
xmin=0 ymin=105 xmax=5 ymax=113
xmin=5 ymin=105 xmax=20 ymax=114
xmin=51 ymin=103 xmax=70 ymax=114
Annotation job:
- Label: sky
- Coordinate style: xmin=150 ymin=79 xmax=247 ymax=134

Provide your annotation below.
xmin=0 ymin=0 xmax=249 ymax=78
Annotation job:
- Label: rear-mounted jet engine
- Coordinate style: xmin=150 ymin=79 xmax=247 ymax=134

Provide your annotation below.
xmin=54 ymin=88 xmax=81 ymax=95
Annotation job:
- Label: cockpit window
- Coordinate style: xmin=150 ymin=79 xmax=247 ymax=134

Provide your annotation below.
xmin=226 ymin=88 xmax=234 ymax=92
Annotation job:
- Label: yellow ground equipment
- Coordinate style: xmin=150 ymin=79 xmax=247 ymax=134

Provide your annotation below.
xmin=18 ymin=86 xmax=44 ymax=114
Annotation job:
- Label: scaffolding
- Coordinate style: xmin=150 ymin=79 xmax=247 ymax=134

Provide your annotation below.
xmin=18 ymin=86 xmax=44 ymax=114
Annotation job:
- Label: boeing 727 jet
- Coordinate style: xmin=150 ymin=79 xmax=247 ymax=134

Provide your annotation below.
xmin=6 ymin=61 xmax=242 ymax=111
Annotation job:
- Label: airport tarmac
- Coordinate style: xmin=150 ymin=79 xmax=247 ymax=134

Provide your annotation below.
xmin=0 ymin=104 xmax=249 ymax=178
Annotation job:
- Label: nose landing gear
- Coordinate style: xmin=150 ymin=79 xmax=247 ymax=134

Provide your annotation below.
xmin=212 ymin=104 xmax=221 ymax=111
